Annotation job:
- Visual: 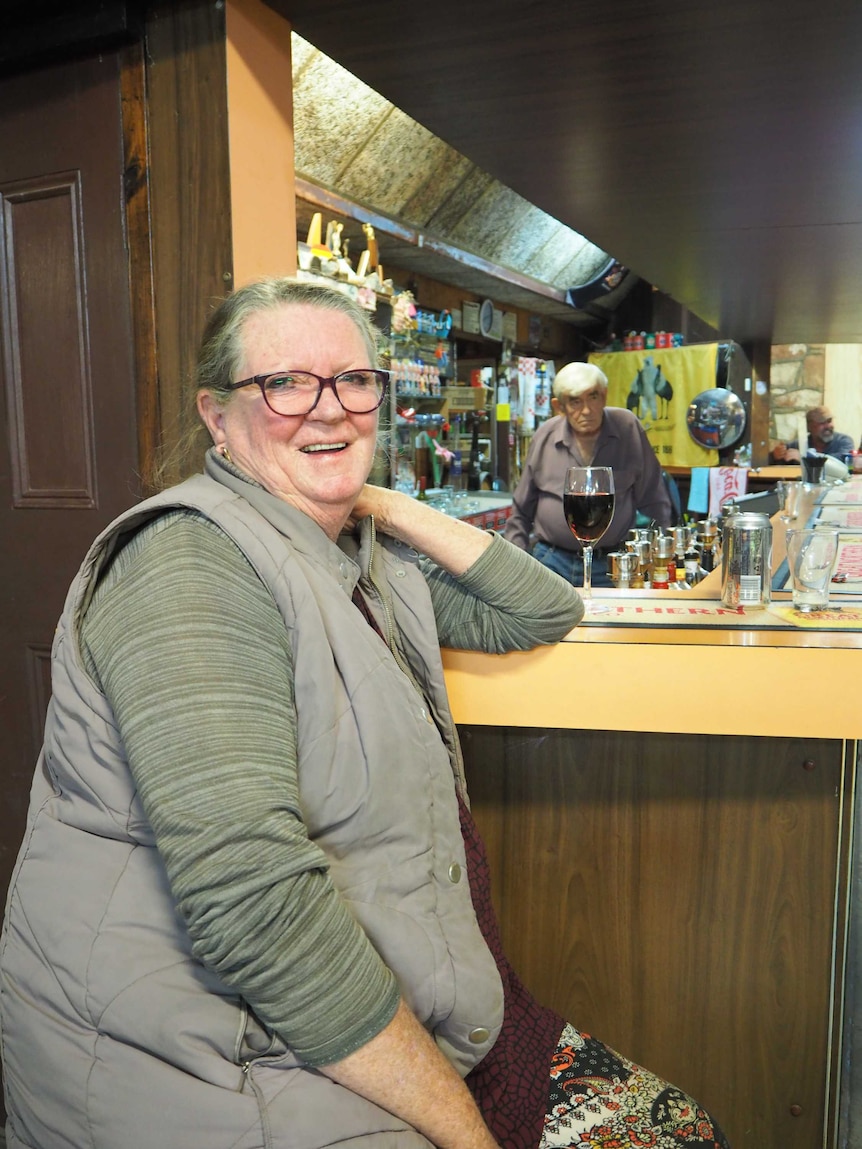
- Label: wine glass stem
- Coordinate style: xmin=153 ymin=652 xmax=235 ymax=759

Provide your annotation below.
xmin=582 ymin=545 xmax=593 ymax=600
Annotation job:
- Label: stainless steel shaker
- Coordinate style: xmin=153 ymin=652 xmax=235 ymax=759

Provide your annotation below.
xmin=608 ymin=550 xmax=638 ymax=588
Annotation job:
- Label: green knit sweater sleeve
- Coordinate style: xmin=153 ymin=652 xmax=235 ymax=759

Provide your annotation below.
xmin=422 ymin=531 xmax=584 ymax=652
xmin=80 ymin=511 xmax=399 ymax=1067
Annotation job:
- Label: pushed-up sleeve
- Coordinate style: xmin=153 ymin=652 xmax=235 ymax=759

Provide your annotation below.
xmin=81 ymin=512 xmax=399 ymax=1067
xmin=422 ymin=531 xmax=583 ymax=652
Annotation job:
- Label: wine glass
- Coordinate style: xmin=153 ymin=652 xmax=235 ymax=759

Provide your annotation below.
xmin=564 ymin=466 xmax=615 ymax=612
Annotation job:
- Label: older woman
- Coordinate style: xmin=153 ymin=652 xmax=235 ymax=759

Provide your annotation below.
xmin=505 ymin=361 xmax=672 ymax=586
xmin=0 ymin=279 xmax=727 ymax=1149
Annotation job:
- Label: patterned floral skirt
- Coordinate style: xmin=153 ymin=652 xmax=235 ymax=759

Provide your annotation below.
xmin=539 ymin=1024 xmax=729 ymax=1148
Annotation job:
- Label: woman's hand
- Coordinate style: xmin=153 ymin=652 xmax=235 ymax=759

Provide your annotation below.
xmin=349 ymin=486 xmax=492 ymax=577
xmin=347 ymin=483 xmax=405 ymax=530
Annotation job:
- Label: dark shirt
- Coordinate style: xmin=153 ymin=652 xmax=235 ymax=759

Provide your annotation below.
xmin=781 ymin=432 xmax=855 ymax=460
xmin=505 ymin=408 xmax=671 ymax=553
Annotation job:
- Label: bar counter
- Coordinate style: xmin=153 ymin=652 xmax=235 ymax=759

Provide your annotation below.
xmin=445 ymin=482 xmax=861 ymax=738
xmin=443 ymin=590 xmax=862 ymax=739
xmin=443 ymin=481 xmax=860 ymax=1149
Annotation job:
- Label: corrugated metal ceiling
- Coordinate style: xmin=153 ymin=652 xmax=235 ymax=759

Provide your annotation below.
xmin=291 ymin=35 xmax=632 ymax=325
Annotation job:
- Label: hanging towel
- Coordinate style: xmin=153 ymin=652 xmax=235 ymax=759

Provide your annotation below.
xmin=688 ymin=467 xmax=710 ymax=514
xmin=708 ymin=467 xmax=748 ymax=517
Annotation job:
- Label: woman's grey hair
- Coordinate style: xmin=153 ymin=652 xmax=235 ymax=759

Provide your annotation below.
xmin=196 ymin=276 xmax=384 ymax=403
xmin=552 ymin=361 xmax=609 ymax=401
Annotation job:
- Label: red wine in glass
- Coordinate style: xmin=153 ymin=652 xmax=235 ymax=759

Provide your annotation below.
xmin=564 ymin=492 xmax=614 ymax=543
xmin=563 ymin=465 xmax=615 ymax=610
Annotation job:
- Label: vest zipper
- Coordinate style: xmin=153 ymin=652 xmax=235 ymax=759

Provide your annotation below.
xmin=235 ymin=1001 xmax=278 ymax=1149
xmin=364 ymin=517 xmax=470 ymax=796
xmin=240 ymin=1060 xmax=274 ymax=1149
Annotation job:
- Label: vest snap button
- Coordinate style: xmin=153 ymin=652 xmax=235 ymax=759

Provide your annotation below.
xmin=448 ymin=862 xmax=461 ymax=883
xmin=395 ymin=569 xmax=406 ymax=577
xmin=468 ymin=1027 xmax=490 ymax=1044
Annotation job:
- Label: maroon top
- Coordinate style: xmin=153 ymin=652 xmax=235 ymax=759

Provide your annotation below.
xmin=459 ymin=795 xmax=564 ymax=1148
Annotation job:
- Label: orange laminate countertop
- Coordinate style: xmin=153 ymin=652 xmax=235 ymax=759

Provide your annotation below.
xmin=442 ymin=631 xmax=860 ymax=739
xmin=443 ymin=483 xmax=862 ymax=740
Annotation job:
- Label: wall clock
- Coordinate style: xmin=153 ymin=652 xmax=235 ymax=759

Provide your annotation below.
xmin=478 ymin=298 xmax=495 ymax=338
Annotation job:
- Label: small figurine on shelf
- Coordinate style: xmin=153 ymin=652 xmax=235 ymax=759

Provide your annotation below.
xmin=435 ymin=339 xmax=449 ymax=376
xmin=391 ymin=290 xmax=417 ymax=335
xmin=435 ymin=309 xmax=453 ymax=338
xmin=325 ymin=220 xmax=342 ymax=258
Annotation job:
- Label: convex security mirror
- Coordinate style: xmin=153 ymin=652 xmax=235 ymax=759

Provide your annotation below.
xmin=686 ymin=387 xmax=746 ymax=449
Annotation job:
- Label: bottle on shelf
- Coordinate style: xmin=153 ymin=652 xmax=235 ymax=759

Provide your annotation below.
xmin=414 ymin=444 xmax=431 ymax=497
xmin=681 ymin=525 xmax=701 ymax=585
xmin=466 ymin=414 xmax=482 ymax=492
xmin=697 ymin=521 xmax=719 ymax=573
xmin=651 ymin=533 xmax=674 ymax=588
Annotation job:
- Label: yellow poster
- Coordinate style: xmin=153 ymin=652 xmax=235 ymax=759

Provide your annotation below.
xmin=590 ymin=344 xmax=720 ymax=468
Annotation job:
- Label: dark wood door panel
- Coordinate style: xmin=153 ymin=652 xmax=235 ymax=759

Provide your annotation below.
xmin=0 ymin=51 xmax=140 ymax=892
xmin=461 ymin=726 xmax=848 ymax=1149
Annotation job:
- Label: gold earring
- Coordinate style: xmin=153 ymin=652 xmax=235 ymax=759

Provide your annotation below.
xmin=220 ymin=444 xmax=232 ymax=463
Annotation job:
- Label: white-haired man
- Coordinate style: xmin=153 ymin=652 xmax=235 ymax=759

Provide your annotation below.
xmin=505 ymin=361 xmax=672 ymax=585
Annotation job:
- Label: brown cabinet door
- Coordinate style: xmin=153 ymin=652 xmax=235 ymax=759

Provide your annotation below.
xmin=463 ymin=726 xmax=850 ymax=1149
xmin=0 ymin=51 xmax=140 ymax=895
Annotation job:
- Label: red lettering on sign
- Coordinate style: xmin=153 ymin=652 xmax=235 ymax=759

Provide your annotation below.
xmin=838 ymin=542 xmax=862 ymax=578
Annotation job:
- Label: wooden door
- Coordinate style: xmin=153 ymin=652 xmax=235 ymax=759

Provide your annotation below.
xmin=0 ymin=51 xmax=141 ymax=897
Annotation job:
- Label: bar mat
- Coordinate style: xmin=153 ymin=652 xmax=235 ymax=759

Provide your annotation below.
xmin=765 ymin=602 xmax=862 ymax=629
xmin=817 ymin=489 xmax=862 ymax=505
xmin=772 ymin=530 xmax=862 ymax=594
xmin=577 ymin=599 xmax=788 ymax=628
xmin=577 ymin=597 xmax=862 ymax=630
xmin=815 ymin=508 xmax=862 ymax=527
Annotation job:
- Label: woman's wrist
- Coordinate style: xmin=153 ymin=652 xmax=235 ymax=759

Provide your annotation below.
xmin=320 ymin=999 xmax=500 ymax=1149
xmin=352 ymin=486 xmax=492 ymax=576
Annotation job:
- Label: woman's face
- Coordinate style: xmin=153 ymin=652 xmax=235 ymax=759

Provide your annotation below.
xmin=198 ymin=303 xmax=379 ymax=538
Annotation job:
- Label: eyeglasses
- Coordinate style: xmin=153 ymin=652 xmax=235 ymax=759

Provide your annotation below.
xmin=223 ymin=369 xmax=390 ymax=416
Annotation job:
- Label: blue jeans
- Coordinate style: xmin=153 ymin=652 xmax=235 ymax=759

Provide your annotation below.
xmin=532 ymin=541 xmax=613 ymax=588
